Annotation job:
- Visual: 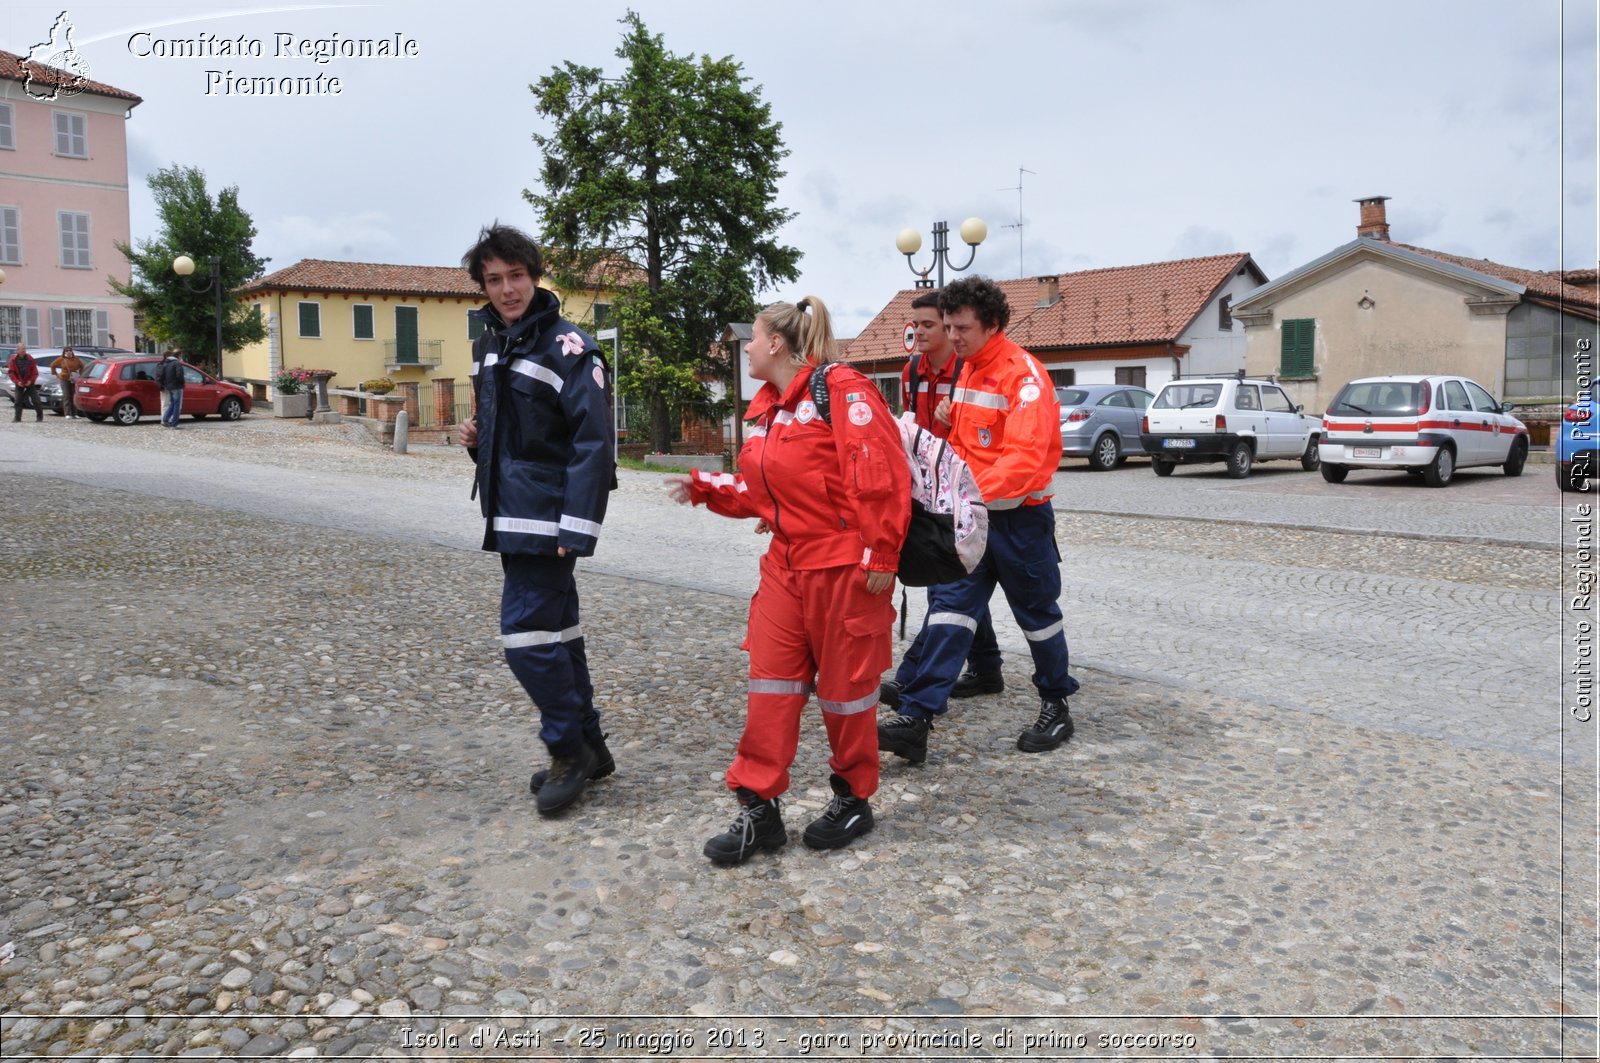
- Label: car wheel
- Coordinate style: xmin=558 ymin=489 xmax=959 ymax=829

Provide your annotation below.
xmin=112 ymin=399 xmax=141 ymax=426
xmin=1422 ymin=447 xmax=1455 ymax=487
xmin=1300 ymin=437 xmax=1321 ymax=471
xmin=1226 ymin=441 xmax=1254 ymax=479
xmin=219 ymin=397 xmax=243 ymax=421
xmin=1320 ymin=463 xmax=1348 ymax=483
xmin=85 ymin=413 xmax=107 ymax=422
xmin=1152 ymin=458 xmax=1175 ymax=477
xmin=1559 ymin=465 xmax=1578 ymax=492
xmin=1089 ymin=433 xmax=1120 ymax=471
xmin=1502 ymin=438 xmax=1527 ymax=477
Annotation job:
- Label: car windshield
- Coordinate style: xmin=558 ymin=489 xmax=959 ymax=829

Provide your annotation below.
xmin=1328 ymin=381 xmax=1423 ymax=416
xmin=1056 ymin=388 xmax=1088 ymax=406
xmin=1153 ymin=383 xmax=1220 ymax=409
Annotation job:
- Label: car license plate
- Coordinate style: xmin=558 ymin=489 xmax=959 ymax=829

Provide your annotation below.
xmin=1163 ymin=438 xmax=1196 ymax=449
xmin=1353 ymin=446 xmax=1382 ymax=458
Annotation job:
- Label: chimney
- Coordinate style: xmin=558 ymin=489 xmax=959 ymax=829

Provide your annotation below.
xmin=1355 ymin=195 xmax=1391 ymax=241
xmin=1035 ymin=275 xmax=1061 ymax=307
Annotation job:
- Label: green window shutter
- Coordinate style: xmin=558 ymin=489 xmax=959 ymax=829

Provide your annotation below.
xmin=468 ymin=314 xmax=485 ymax=341
xmin=353 ymin=305 xmax=374 ymax=340
xmin=298 ymin=302 xmax=321 ymax=338
xmin=1280 ymin=318 xmax=1314 ymax=376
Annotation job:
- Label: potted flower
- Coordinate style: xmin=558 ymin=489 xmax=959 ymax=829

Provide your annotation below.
xmin=272 ymin=366 xmax=314 ymax=418
xmin=362 ymin=377 xmax=395 ymax=395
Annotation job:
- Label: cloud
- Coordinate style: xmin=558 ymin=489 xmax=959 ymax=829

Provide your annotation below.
xmin=259 ymin=211 xmax=404 ymax=263
xmin=1170 ymin=226 xmax=1238 ymax=260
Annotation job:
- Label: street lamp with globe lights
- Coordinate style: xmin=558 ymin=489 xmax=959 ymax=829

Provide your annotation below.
xmin=895 ymin=217 xmax=987 ymax=289
xmin=172 ymin=254 xmax=224 ymax=377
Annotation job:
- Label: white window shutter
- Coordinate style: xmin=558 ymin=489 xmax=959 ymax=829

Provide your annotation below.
xmin=49 ymin=307 xmax=65 ymax=345
xmin=23 ymin=307 xmax=40 ymax=346
xmin=95 ymin=309 xmax=110 ymax=345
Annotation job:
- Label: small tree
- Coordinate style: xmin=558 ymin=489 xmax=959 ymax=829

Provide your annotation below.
xmin=111 ymin=165 xmax=267 ymax=373
xmin=527 ymin=11 xmax=800 ymax=452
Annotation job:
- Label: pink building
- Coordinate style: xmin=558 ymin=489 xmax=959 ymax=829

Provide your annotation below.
xmin=0 ymin=50 xmax=141 ymax=349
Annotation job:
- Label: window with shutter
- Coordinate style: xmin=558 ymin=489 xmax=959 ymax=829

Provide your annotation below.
xmin=0 ymin=207 xmax=18 ymax=264
xmin=298 ymin=301 xmax=321 ymax=338
xmin=1279 ymin=318 xmax=1315 ymax=377
xmin=58 ymin=211 xmax=90 ymax=268
xmin=0 ymin=104 xmax=13 ymax=150
xmin=468 ymin=313 xmax=485 ymax=341
xmin=0 ymin=306 xmax=20 ymax=345
xmin=353 ymin=304 xmax=374 ymax=340
xmin=53 ymin=111 xmax=87 ymax=158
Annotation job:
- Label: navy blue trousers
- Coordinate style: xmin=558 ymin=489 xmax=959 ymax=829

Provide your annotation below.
xmin=891 ymin=599 xmax=1002 ymax=687
xmin=500 ymin=553 xmax=601 ymax=757
xmin=895 ymin=501 xmax=1078 ymax=720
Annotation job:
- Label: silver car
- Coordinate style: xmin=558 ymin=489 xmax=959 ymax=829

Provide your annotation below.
xmin=1 ymin=346 xmax=129 ymax=414
xmin=1058 ymin=384 xmax=1154 ymax=470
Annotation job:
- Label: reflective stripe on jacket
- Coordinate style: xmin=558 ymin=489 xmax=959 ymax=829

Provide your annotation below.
xmin=470 ymin=288 xmax=612 ymax=557
xmin=689 ymin=363 xmax=910 ymax=573
xmin=947 ymin=331 xmax=1061 ymax=508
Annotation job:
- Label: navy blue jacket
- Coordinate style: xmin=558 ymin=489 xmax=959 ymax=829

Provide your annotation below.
xmin=470 ymin=288 xmax=613 ymax=557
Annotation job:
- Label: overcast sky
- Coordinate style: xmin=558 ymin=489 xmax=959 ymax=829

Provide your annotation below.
xmin=5 ymin=0 xmax=1596 ymax=335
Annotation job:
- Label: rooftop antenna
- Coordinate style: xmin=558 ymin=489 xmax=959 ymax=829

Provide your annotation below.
xmin=999 ymin=165 xmax=1035 ymax=277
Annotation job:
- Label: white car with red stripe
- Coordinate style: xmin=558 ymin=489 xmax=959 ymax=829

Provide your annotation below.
xmin=1318 ymin=374 xmax=1529 ymax=488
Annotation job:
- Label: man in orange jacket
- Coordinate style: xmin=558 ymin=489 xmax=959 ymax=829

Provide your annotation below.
xmin=879 ymin=290 xmax=1004 ymax=709
xmin=878 ymin=276 xmax=1078 ymax=764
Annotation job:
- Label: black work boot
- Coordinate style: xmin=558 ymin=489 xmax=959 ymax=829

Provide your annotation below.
xmin=703 ymin=788 xmax=787 ymax=865
xmin=1017 ymin=697 xmax=1074 ymax=753
xmin=530 ymin=732 xmax=615 ymax=793
xmin=877 ymin=712 xmax=931 ymax=765
xmin=802 ymin=774 xmax=875 ymax=850
xmin=951 ymin=669 xmax=1005 ymax=698
xmin=534 ymin=740 xmax=600 ymax=815
xmin=878 ymin=679 xmax=902 ymax=709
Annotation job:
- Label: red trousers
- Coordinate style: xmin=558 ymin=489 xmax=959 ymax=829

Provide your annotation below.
xmin=729 ymin=555 xmax=895 ymax=800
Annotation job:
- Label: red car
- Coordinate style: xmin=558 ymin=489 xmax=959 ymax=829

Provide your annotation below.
xmin=76 ymin=355 xmax=252 ymax=425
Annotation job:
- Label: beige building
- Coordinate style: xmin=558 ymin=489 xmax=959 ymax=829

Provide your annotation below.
xmin=1232 ymin=197 xmax=1599 ymax=415
xmin=233 ymin=259 xmax=621 ymax=409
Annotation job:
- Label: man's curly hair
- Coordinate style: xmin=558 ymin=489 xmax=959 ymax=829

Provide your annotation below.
xmin=938 ymin=276 xmax=1010 ymax=332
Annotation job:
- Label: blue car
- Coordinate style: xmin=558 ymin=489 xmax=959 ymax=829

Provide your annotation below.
xmin=1558 ymin=380 xmax=1596 ymax=492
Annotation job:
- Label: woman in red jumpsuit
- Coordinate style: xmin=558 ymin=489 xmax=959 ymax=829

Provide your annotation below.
xmin=668 ymin=295 xmax=910 ymax=865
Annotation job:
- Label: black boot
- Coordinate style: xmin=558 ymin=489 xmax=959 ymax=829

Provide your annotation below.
xmin=1017 ymin=697 xmax=1074 ymax=752
xmin=530 ymin=733 xmax=615 ymax=793
xmin=802 ymin=774 xmax=874 ymax=850
xmin=534 ymin=740 xmax=600 ymax=815
xmin=951 ymin=669 xmax=1004 ymax=698
xmin=877 ymin=712 xmax=931 ymax=765
xmin=703 ymin=788 xmax=787 ymax=865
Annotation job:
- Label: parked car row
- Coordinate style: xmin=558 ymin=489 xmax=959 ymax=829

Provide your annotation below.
xmin=0 ymin=345 xmax=132 ymax=414
xmin=1055 ymin=371 xmax=1544 ymax=491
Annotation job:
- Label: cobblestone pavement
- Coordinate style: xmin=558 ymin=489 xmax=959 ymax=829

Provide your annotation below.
xmin=0 ymin=415 xmax=1594 ymax=1060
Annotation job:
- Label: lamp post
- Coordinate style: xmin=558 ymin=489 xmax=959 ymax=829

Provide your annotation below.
xmin=172 ymin=254 xmax=224 ymax=378
xmin=597 ymin=326 xmax=622 ymax=462
xmin=894 ymin=217 xmax=988 ymax=289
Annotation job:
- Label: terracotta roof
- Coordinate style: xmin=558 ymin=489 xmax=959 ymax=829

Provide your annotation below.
xmin=240 ymin=260 xmax=483 ymax=299
xmin=1397 ymin=243 xmax=1600 ymax=309
xmin=843 ymin=253 xmax=1259 ymax=364
xmin=0 ymin=50 xmax=142 ymax=105
xmin=240 ymin=254 xmax=643 ymax=300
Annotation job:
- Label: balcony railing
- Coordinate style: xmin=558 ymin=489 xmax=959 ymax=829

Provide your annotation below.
xmin=383 ymin=339 xmax=443 ymax=370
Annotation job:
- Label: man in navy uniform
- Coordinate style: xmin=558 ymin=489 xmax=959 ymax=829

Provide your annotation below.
xmin=458 ymin=224 xmax=616 ymax=815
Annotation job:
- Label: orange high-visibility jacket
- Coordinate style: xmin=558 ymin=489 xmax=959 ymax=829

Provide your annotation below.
xmin=947 ymin=331 xmax=1062 ymax=508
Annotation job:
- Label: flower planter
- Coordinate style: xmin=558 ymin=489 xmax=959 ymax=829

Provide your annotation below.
xmin=273 ymin=392 xmax=310 ymax=418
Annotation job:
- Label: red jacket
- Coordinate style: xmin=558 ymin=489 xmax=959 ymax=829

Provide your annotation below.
xmin=948 ymin=331 xmax=1061 ymax=508
xmin=690 ymin=363 xmax=911 ymax=573
xmin=7 ymin=350 xmax=38 ymax=387
xmin=899 ymin=352 xmax=960 ymax=440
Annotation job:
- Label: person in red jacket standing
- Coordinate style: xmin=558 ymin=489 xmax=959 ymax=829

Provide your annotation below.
xmin=877 ymin=276 xmax=1078 ymax=765
xmin=668 ymin=295 xmax=910 ymax=865
xmin=8 ymin=343 xmax=42 ymax=422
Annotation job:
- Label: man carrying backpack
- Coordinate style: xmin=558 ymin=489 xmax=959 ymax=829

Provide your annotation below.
xmin=879 ymin=291 xmax=1004 ymax=710
xmin=878 ymin=276 xmax=1078 ymax=764
xmin=8 ymin=343 xmax=42 ymax=422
